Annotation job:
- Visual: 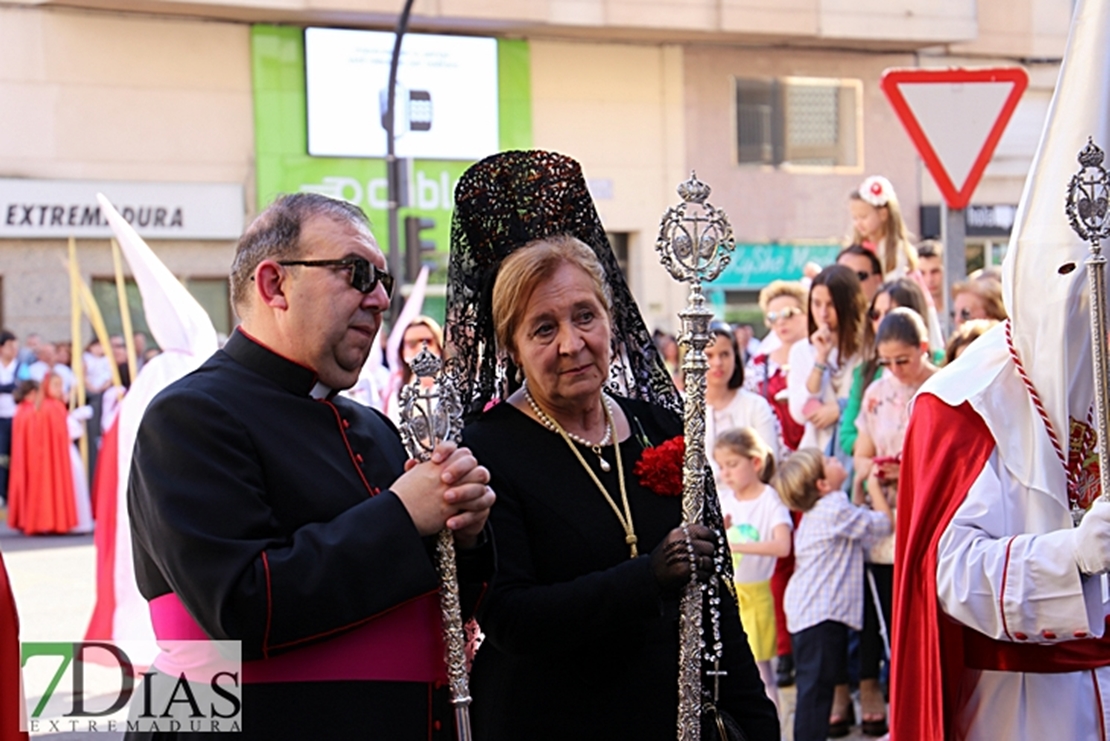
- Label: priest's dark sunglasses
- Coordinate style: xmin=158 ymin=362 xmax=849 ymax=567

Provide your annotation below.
xmin=278 ymin=257 xmax=394 ymax=298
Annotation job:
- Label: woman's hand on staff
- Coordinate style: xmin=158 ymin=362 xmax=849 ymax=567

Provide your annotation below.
xmin=651 ymin=524 xmax=717 ymax=595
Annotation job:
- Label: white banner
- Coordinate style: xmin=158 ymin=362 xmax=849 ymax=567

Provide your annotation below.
xmin=0 ymin=179 xmax=244 ymax=240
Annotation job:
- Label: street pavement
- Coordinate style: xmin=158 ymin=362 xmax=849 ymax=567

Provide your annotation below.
xmin=2 ymin=523 xmax=122 ymax=740
xmin=1 ymin=520 xmax=877 ymax=740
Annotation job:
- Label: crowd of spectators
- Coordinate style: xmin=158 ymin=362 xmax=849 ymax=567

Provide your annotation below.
xmin=650 ymin=174 xmax=1006 ymax=740
xmin=0 ymin=329 xmax=159 ymax=535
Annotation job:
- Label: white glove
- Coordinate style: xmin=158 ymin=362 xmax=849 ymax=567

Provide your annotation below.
xmin=1073 ymin=499 xmax=1110 ymax=575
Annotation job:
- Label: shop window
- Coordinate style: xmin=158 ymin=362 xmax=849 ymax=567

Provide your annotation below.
xmin=735 ymin=77 xmax=862 ymax=169
xmin=608 ymin=232 xmax=631 ymax=279
xmin=92 ymin=277 xmax=232 ymax=345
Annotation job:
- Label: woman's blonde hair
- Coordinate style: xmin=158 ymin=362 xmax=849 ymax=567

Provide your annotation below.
xmin=771 ymin=448 xmax=825 ymax=513
xmin=951 ymin=276 xmax=1007 ymax=322
xmin=758 ymin=280 xmax=807 ymax=314
xmin=491 ymin=234 xmax=611 ymax=356
xmin=714 ymin=427 xmax=776 ymax=483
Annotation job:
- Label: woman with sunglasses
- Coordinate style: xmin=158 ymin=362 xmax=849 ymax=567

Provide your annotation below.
xmin=850 ymin=307 xmax=937 ymax=737
xmin=744 ymin=280 xmax=809 ymax=689
xmin=838 ymin=278 xmax=931 ymax=461
xmin=951 ymin=272 xmax=1007 ymax=330
xmin=745 ymin=280 xmax=808 ymax=453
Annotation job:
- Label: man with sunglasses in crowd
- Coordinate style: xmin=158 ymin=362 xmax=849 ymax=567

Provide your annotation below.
xmin=836 ymin=244 xmax=883 ymax=302
xmin=127 ymin=192 xmax=495 ymax=740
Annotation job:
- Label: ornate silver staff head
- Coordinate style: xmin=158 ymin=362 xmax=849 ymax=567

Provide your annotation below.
xmin=656 ymin=172 xmax=735 ymax=286
xmin=398 ymin=346 xmax=464 ymax=462
xmin=1067 ymin=138 xmax=1110 ymax=250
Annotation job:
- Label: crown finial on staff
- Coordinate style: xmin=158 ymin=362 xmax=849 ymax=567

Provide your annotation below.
xmin=655 ymin=173 xmax=735 ymax=285
xmin=676 ymin=171 xmax=711 ymax=205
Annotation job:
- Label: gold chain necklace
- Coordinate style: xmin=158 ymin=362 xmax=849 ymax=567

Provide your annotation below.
xmin=523 ymin=387 xmax=638 ymax=558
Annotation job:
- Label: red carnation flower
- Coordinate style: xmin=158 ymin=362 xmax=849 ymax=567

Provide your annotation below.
xmin=634 ymin=436 xmax=685 ymax=496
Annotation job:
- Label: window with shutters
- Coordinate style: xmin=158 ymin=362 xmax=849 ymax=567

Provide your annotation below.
xmin=735 ymin=76 xmax=862 ymax=171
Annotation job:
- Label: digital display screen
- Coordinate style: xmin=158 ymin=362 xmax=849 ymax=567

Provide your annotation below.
xmin=305 ymin=27 xmax=500 ymax=160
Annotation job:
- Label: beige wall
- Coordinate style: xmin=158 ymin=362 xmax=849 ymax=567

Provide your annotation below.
xmin=530 ymin=38 xmax=690 ymax=332
xmin=0 ymin=0 xmax=1075 ymax=337
xmin=0 ymin=6 xmax=251 ymax=339
xmin=2 ymin=0 xmax=979 ymax=48
xmin=683 ymin=45 xmax=920 ymax=246
xmin=952 ymin=0 xmax=1071 ymax=59
xmin=0 ymin=6 xmax=254 ymax=186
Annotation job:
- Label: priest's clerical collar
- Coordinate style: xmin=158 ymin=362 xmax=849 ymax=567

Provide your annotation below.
xmin=224 ymin=328 xmax=322 ymax=398
xmin=309 ymin=381 xmax=333 ymax=400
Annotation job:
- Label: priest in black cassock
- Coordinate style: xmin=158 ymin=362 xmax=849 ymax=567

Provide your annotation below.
xmin=127 ymin=193 xmax=495 ymax=740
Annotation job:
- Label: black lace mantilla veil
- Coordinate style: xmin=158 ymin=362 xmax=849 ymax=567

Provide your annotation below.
xmin=444 ymin=149 xmax=681 ymax=419
xmin=443 ymin=149 xmax=734 ymax=582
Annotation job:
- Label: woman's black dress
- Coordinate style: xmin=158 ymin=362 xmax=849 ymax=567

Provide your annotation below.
xmin=463 ymin=395 xmax=780 ymax=740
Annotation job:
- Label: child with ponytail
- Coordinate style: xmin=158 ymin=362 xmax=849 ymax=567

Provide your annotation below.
xmin=714 ymin=427 xmax=792 ymax=711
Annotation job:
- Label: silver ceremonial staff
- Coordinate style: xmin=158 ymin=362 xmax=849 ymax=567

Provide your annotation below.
xmin=1066 ymin=137 xmax=1110 ymax=517
xmin=655 ymin=172 xmax=735 ymax=741
xmin=397 ymin=348 xmax=472 ymax=741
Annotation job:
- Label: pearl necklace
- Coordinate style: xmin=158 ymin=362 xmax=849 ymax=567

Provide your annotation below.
xmin=524 ymin=385 xmax=614 ymax=471
xmin=522 ymin=384 xmax=638 ymax=558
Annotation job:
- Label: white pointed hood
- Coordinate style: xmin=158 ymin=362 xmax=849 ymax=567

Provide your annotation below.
xmin=1002 ymin=0 xmax=1110 ymax=453
xmin=921 ymin=0 xmax=1109 ymax=508
xmin=92 ymin=193 xmax=221 ymax=648
xmin=96 ymin=193 xmax=219 ymax=357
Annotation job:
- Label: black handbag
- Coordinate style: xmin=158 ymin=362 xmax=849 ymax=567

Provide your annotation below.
xmin=702 ymin=701 xmax=748 ymax=741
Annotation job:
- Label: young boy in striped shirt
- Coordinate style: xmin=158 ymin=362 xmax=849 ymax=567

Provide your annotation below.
xmin=772 ymin=449 xmax=891 ymax=741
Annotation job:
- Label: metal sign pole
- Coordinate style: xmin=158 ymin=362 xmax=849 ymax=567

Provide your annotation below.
xmin=940 ymin=203 xmax=968 ymax=330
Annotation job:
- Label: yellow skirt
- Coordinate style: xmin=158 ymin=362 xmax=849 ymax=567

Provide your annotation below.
xmin=734 ymin=579 xmax=776 ymax=663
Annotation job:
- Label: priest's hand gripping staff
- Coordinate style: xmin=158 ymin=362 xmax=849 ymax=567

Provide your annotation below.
xmin=1066 ymin=137 xmax=1110 ymax=522
xmin=655 ymin=173 xmax=736 ymax=740
xmin=397 ymin=347 xmax=472 ymax=741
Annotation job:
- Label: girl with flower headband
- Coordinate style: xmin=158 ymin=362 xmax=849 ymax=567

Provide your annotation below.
xmin=851 ymin=176 xmax=947 ymax=353
xmin=849 ymin=175 xmax=918 ymax=280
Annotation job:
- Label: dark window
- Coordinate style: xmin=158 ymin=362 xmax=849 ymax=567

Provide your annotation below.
xmin=736 ymin=77 xmax=861 ymax=168
xmin=608 ymin=232 xmax=630 ymax=279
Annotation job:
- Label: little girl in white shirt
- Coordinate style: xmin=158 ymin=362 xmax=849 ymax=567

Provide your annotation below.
xmin=714 ymin=427 xmax=792 ymax=711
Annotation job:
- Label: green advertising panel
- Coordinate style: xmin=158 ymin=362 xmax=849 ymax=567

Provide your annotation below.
xmin=250 ymin=25 xmax=532 ymax=292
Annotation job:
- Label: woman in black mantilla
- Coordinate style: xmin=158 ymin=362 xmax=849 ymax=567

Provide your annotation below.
xmin=445 ymin=150 xmax=779 ymax=740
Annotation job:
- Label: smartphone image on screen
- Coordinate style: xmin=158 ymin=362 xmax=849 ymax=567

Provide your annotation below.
xmin=408 ymin=90 xmax=432 ymax=132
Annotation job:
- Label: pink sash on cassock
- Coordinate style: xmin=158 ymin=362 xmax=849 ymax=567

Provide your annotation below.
xmin=149 ymin=592 xmax=447 ymax=684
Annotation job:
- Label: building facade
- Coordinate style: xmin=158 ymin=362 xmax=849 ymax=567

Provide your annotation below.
xmin=0 ymin=0 xmax=1071 ymax=341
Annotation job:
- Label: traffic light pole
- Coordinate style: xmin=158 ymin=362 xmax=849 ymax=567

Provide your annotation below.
xmin=385 ymin=0 xmax=417 ymax=322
